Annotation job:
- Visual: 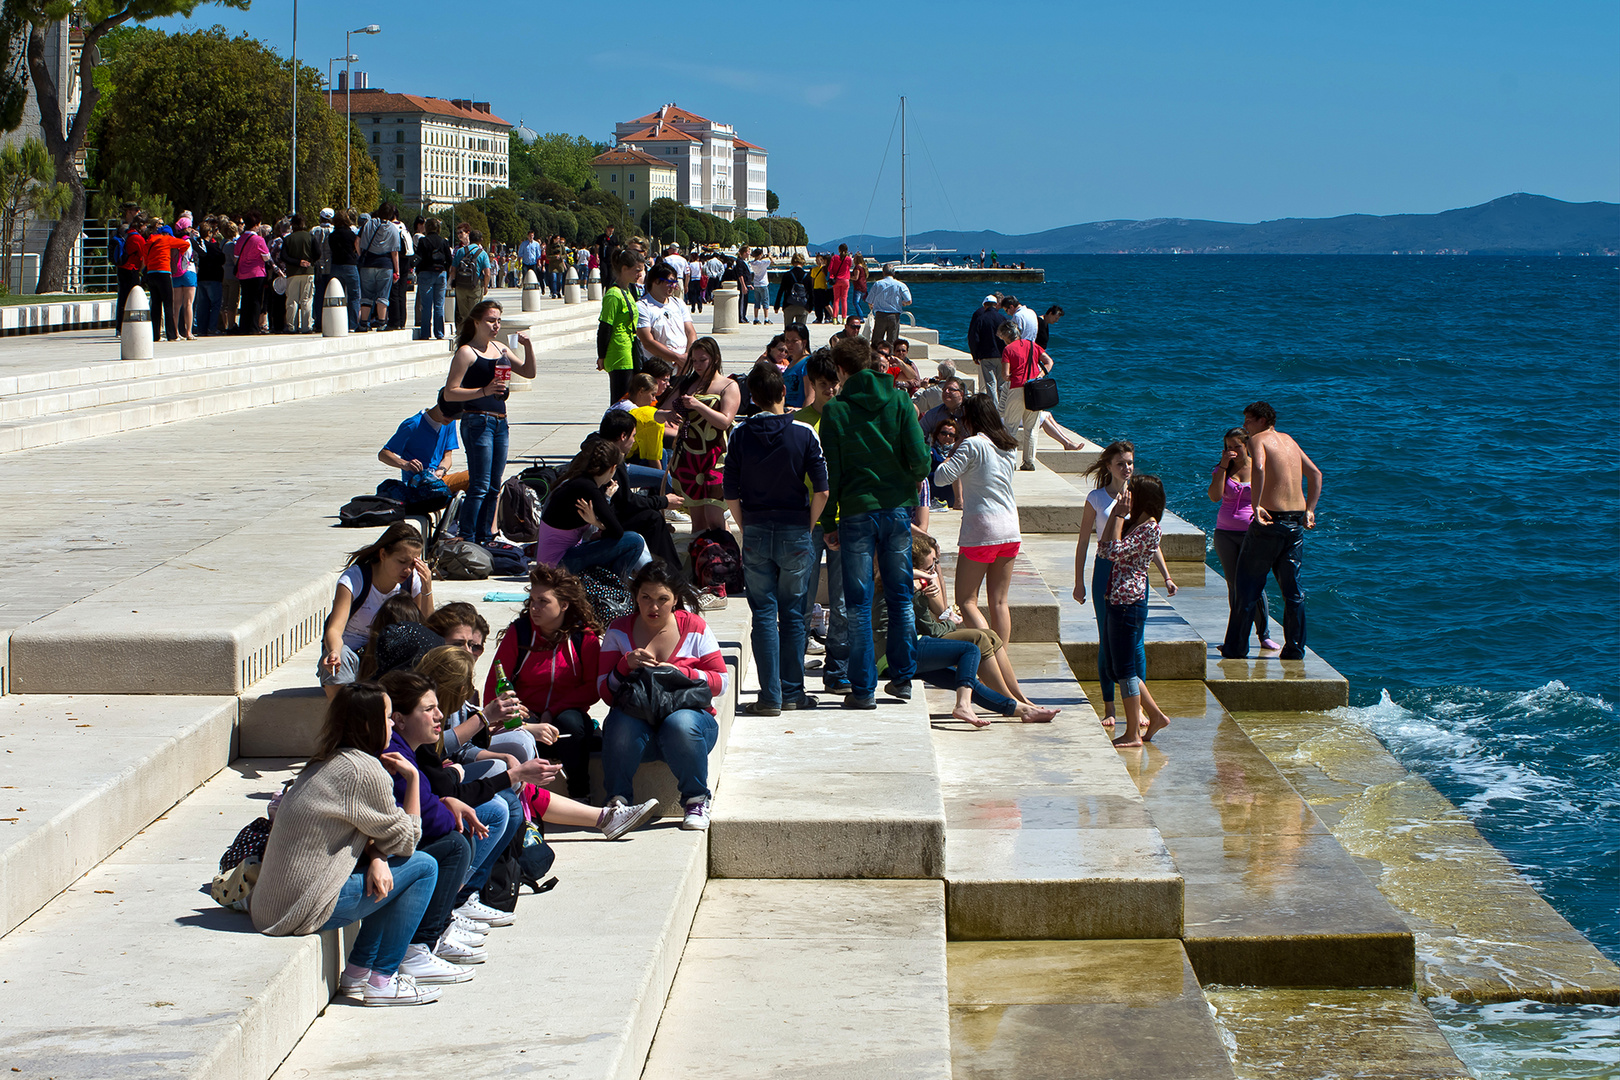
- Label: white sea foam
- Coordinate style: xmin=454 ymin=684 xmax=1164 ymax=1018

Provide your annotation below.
xmin=1428 ymin=998 xmax=1620 ymax=1080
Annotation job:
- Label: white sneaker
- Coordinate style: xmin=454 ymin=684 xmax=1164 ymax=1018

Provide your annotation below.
xmin=698 ymin=588 xmax=728 ymax=611
xmin=399 ymin=943 xmax=475 ymax=985
xmin=805 ymin=638 xmax=826 ymax=655
xmin=600 ymin=797 xmax=661 ymax=840
xmin=442 ymin=923 xmax=487 ymax=949
xmin=363 ymin=972 xmax=441 ymax=1006
xmin=338 ymin=971 xmax=368 ymax=999
xmin=453 ymin=892 xmax=516 ymax=927
xmin=445 ymin=912 xmax=488 ymax=939
xmin=680 ymin=796 xmax=711 ymax=832
xmin=433 ymin=930 xmax=488 ymax=965
xmin=665 ymin=508 xmax=691 ymax=524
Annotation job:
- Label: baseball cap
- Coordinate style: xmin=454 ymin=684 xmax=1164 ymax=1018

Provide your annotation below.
xmin=320 ymin=207 xmax=335 ymax=220
xmin=982 ymin=294 xmax=998 ymax=304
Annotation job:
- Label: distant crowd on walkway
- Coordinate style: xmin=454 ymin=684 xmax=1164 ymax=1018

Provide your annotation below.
xmin=236 ymin=242 xmax=1320 ymax=1005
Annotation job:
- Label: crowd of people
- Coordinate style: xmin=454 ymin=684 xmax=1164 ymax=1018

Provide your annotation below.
xmin=246 ymin=240 xmax=1323 ymax=1003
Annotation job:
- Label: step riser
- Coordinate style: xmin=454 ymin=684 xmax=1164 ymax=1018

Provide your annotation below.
xmin=1060 ymin=640 xmax=1209 ymax=681
xmin=1185 ymin=937 xmax=1417 ymax=989
xmin=947 ymin=878 xmax=1184 ymax=940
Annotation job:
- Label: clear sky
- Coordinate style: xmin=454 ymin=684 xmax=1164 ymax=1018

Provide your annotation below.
xmin=157 ymin=0 xmax=1620 ymax=242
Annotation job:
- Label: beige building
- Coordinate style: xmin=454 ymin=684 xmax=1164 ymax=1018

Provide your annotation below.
xmin=327 ymin=79 xmax=511 ymax=209
xmin=589 ymin=148 xmax=678 ymax=222
xmin=614 ymin=104 xmax=768 ymax=220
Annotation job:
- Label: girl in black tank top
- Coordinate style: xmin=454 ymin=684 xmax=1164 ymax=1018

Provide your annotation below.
xmin=445 ymin=300 xmax=537 ymax=543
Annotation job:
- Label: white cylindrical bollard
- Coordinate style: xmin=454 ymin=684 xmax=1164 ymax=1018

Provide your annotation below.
xmin=444 ymin=290 xmax=457 ymax=349
xmin=120 ymin=285 xmax=153 ymax=360
xmin=522 ymin=269 xmax=543 ymax=312
xmin=587 ymin=267 xmax=602 ymax=301
xmin=563 ymin=265 xmax=581 ymax=305
xmin=321 ymin=277 xmax=349 ymax=338
xmin=710 ymin=287 xmax=740 ymax=334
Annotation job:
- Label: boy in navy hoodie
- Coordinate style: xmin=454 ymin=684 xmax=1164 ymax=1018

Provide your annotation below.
xmin=724 ymin=363 xmax=830 ymax=715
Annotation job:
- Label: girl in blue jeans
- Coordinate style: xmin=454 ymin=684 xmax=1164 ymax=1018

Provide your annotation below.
xmin=1096 ymin=476 xmax=1176 ymax=748
xmin=445 ymin=300 xmax=535 ymax=544
xmin=251 ymin=683 xmax=442 ymax=1006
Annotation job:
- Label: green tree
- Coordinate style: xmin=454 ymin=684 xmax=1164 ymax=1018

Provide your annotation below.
xmin=9 ymin=0 xmax=251 ymax=292
xmin=91 ymin=26 xmax=375 ymax=220
xmin=471 ymin=187 xmax=522 ymax=246
xmin=765 ymin=189 xmax=780 ymax=214
xmin=0 ymin=135 xmax=68 ymax=291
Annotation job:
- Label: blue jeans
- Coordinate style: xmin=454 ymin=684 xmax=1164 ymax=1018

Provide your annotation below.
xmin=417 ymin=271 xmax=446 ymax=339
xmin=742 ymin=522 xmax=814 ymax=705
xmin=411 ymin=829 xmax=472 ymax=945
xmin=839 ymin=508 xmax=917 ymax=696
xmin=851 ymin=289 xmax=868 ymax=318
xmin=465 ymin=795 xmax=511 ymax=893
xmin=802 ymin=524 xmax=848 ymax=688
xmin=602 ymin=706 xmax=718 ymax=803
xmin=196 ymin=280 xmax=222 ymax=335
xmin=1108 ymin=598 xmax=1148 ymax=698
xmin=332 ymin=264 xmax=362 ymax=330
xmin=914 ymin=636 xmax=1019 ymax=715
xmin=560 ymin=530 xmax=651 ymax=580
xmin=1222 ymin=515 xmax=1307 ymax=659
xmin=624 ymin=462 xmax=665 ymax=490
xmin=458 ymin=413 xmax=509 ymax=544
xmin=318 ymin=850 xmax=437 ymax=975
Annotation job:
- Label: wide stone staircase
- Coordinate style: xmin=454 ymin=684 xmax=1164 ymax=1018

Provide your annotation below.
xmin=1 ymin=317 xmax=1615 ymax=1080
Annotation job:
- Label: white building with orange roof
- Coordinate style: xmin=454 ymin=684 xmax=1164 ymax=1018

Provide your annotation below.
xmin=614 ymin=104 xmax=768 ymax=221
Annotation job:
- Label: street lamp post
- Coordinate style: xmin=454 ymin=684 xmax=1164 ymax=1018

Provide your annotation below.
xmin=344 ymin=24 xmax=382 ymax=210
xmin=291 ymin=0 xmax=297 ymax=217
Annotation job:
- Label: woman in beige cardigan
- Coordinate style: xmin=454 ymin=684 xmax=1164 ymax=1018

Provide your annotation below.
xmin=252 ymin=682 xmax=443 ymax=1007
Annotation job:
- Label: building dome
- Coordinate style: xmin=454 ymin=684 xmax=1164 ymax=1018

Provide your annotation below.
xmin=513 ymin=120 xmax=538 ymax=143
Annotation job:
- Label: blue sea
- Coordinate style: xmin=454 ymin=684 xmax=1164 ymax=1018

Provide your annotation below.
xmin=894 ymin=254 xmax=1620 ymax=1077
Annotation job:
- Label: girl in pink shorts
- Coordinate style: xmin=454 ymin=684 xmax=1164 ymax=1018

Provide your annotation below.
xmin=931 ymin=395 xmax=1022 ymax=650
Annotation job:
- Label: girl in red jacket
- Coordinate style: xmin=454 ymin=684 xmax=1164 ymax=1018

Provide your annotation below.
xmin=597 ymin=561 xmax=729 ymax=832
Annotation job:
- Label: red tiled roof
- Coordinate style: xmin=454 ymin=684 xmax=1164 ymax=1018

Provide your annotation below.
xmin=732 ymin=136 xmax=764 ymax=151
xmin=592 ymin=148 xmax=673 ymax=169
xmin=630 ymin=104 xmax=711 ymax=125
xmin=620 ymin=124 xmax=699 ymax=143
xmin=325 ymin=89 xmax=511 ymax=128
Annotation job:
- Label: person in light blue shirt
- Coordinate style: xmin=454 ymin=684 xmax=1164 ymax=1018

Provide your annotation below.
xmin=517 ymin=231 xmax=541 ymax=279
xmin=864 ymin=264 xmax=912 ymax=351
xmin=380 ymin=395 xmax=460 ymax=481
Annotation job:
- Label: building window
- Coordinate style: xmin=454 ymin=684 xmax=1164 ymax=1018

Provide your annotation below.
xmin=610 ymin=173 xmax=616 ymax=182
xmin=629 ymin=173 xmax=635 ymax=181
xmin=396 ymin=131 xmax=404 ymax=144
xmin=371 ymin=131 xmax=379 ymax=144
xmin=629 ymin=191 xmax=635 ymax=201
xmin=395 ymin=155 xmax=404 ymax=170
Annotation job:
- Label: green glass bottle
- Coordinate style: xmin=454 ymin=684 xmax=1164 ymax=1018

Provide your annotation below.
xmin=494 ymin=662 xmax=522 ymax=730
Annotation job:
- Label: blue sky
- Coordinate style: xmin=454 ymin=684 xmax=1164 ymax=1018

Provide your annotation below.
xmin=158 ymin=0 xmax=1620 ymax=242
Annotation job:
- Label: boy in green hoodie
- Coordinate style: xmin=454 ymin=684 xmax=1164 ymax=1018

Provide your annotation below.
xmin=818 ymin=336 xmax=931 ymax=708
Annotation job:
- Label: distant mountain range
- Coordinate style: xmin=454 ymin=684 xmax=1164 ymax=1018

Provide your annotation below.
xmin=814 ymin=194 xmax=1619 ymax=256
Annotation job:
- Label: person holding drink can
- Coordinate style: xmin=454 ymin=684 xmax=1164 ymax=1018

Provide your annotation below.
xmin=444 ymin=300 xmax=535 ymax=546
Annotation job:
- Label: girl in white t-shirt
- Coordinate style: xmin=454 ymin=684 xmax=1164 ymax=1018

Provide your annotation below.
xmin=318 ymin=522 xmax=434 ymax=698
xmin=932 ymin=395 xmax=1022 ymax=651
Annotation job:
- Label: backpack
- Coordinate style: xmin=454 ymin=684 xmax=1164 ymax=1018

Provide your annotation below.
xmin=687 ymin=528 xmax=744 ymax=595
xmin=433 ymin=537 xmax=494 ymax=580
xmin=376 ymin=473 xmax=451 ymax=514
xmin=580 ymin=564 xmax=634 ymax=622
xmin=497 ymin=474 xmax=541 ymax=544
xmin=456 ymin=244 xmax=484 ymax=282
xmin=339 ymin=494 xmax=405 ymax=527
xmin=483 ymin=538 xmax=529 ymax=577
xmin=785 ymin=270 xmax=809 ymax=309
xmin=519 ymin=463 xmax=562 ymax=506
xmin=477 ymin=795 xmax=558 ymax=913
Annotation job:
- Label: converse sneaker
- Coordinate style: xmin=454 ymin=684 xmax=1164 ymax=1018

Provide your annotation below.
xmin=453 ymin=892 xmax=516 ymax=927
xmin=433 ymin=929 xmax=488 ymax=965
xmin=363 ymin=972 xmax=441 ymax=1007
xmin=805 ymin=638 xmax=826 ymax=655
xmin=445 ymin=912 xmax=489 ymax=939
xmin=599 ymin=797 xmax=661 ymax=840
xmin=697 ymin=588 xmax=728 ymax=611
xmin=338 ymin=970 xmax=368 ymax=999
xmin=680 ymin=796 xmax=711 ymax=832
xmin=399 ymin=943 xmax=475 ymax=985
xmin=441 ymin=923 xmax=487 ymax=949
xmin=665 ymin=508 xmax=691 ymax=524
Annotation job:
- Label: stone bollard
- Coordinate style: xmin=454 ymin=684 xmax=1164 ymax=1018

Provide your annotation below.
xmin=563 ymin=266 xmax=581 ymax=304
xmin=120 ymin=285 xmax=153 ymax=360
xmin=587 ymin=267 xmax=602 ymax=301
xmin=444 ymin=291 xmax=457 ymax=349
xmin=522 ymin=269 xmax=543 ymax=312
xmin=710 ymin=287 xmax=740 ymax=334
xmin=321 ymin=277 xmax=349 ymax=338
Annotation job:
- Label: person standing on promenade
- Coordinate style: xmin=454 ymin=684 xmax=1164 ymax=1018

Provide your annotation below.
xmin=444 ymin=301 xmax=536 ymax=546
xmin=774 ymin=253 xmax=813 ymax=327
xmin=818 ymin=336 xmax=930 ymax=709
xmin=1001 ymin=295 xmax=1038 ymax=341
xmin=1207 ymin=428 xmax=1280 ymax=653
xmin=518 ymin=230 xmax=541 ymax=285
xmin=725 ymin=363 xmax=830 ymax=715
xmin=748 ymin=248 xmax=773 ymax=324
xmin=794 ymin=351 xmax=850 ymax=694
xmin=1220 ymin=401 xmax=1321 ymax=661
xmin=932 ymin=394 xmax=1023 ymax=653
xmin=280 ymin=215 xmax=320 ymax=334
xmin=865 ymin=263 xmax=912 ymax=352
xmin=414 ymin=218 xmax=454 ymax=341
xmin=599 ymin=249 xmax=647 ymax=404
xmin=828 ymin=244 xmax=854 ymax=321
xmin=967 ymin=295 xmax=1010 ymax=409
xmin=849 ymin=254 xmax=869 ymax=318
xmin=636 ymin=262 xmax=696 ymax=374
xmin=451 ymin=228 xmax=490 ymax=327
xmin=1099 ymin=476 xmax=1175 ymax=747
xmin=1036 ymin=305 xmax=1063 ymax=349
xmin=311 ymin=209 xmax=335 ymax=333
xmin=996 ymin=320 xmax=1052 ymax=470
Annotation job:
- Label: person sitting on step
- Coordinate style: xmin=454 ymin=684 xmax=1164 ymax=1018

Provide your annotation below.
xmin=319 ymin=522 xmax=434 ymax=698
xmin=535 ymin=440 xmax=653 ymax=582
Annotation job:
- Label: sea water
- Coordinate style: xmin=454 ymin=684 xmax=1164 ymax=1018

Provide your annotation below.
xmin=893 ymin=254 xmax=1620 ymax=1075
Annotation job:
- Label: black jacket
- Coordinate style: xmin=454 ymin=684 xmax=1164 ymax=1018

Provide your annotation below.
xmin=967 ymin=305 xmax=1009 ymax=360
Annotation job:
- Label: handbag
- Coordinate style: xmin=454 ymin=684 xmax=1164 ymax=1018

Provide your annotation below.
xmin=612 ymin=663 xmax=713 ymax=727
xmin=1022 ymin=376 xmax=1059 ymax=411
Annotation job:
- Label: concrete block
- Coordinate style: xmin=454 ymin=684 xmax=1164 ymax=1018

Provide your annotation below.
xmin=0 ymin=693 xmax=236 ymax=936
xmin=643 ymin=880 xmax=953 ymax=1080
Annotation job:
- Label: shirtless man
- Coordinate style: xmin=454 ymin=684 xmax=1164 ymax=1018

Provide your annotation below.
xmin=1219 ymin=401 xmax=1322 ymax=661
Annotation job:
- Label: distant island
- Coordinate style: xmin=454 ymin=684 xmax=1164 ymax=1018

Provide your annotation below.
xmin=815 ymin=194 xmax=1619 ymax=256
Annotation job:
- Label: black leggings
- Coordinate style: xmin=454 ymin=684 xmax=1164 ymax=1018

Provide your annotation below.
xmin=1214 ymin=527 xmax=1270 ymax=640
xmin=544 ymin=708 xmax=593 ymax=800
xmin=236 ymin=277 xmax=265 ymax=333
xmin=144 ymin=272 xmax=175 ymax=340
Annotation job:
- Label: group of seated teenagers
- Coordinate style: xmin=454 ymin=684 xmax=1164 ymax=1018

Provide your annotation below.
xmin=256 ymin=523 xmax=726 ymax=1005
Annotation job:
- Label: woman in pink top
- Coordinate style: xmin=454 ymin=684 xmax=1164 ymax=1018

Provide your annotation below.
xmin=828 ymin=243 xmax=854 ymax=320
xmin=233 ymin=210 xmax=271 ymax=335
xmin=1206 ymin=428 xmax=1279 ymax=652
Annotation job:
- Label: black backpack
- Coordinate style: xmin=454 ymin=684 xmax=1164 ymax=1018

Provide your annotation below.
xmin=497 ymin=474 xmax=541 ymax=544
xmin=519 ymin=463 xmax=561 ymax=505
xmin=478 ymin=813 xmax=557 ymax=913
xmin=785 ymin=270 xmax=809 ymax=309
xmin=339 ymin=494 xmax=405 ymax=527
xmin=456 ymin=244 xmax=484 ymax=282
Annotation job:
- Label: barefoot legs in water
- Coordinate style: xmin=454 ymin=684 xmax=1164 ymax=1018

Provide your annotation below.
xmin=1112 ymin=682 xmax=1171 ymax=747
xmin=952 ymin=684 xmax=1060 ymax=728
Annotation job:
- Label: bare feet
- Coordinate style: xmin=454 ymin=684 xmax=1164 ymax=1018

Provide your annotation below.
xmin=1142 ymin=714 xmax=1170 ymax=742
xmin=1101 ymin=713 xmax=1117 ymax=729
xmin=1016 ymin=704 xmax=1059 ymax=723
xmin=1112 ymin=723 xmax=1145 ymax=748
xmin=954 ymin=704 xmax=991 ymax=728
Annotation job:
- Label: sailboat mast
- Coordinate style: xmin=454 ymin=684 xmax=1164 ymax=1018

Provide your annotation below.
xmin=900 ymin=95 xmax=908 ymax=265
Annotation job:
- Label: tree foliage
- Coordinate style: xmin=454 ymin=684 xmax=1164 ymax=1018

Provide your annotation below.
xmin=509 ymin=131 xmax=602 ymax=195
xmin=0 ymin=134 xmax=68 ymax=290
xmin=90 ymin=25 xmax=376 ymax=219
xmin=765 ymin=188 xmax=780 ymax=214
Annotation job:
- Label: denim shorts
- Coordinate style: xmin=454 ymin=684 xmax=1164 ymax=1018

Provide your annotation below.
xmin=359 ymin=266 xmax=393 ymax=306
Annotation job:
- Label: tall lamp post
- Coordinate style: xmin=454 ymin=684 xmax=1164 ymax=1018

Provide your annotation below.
xmin=345 ymin=24 xmax=382 ymax=210
xmin=290 ymin=0 xmax=298 ymax=216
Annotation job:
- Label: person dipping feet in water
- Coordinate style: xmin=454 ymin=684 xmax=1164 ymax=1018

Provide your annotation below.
xmin=1219 ymin=401 xmax=1322 ymax=661
xmin=1098 ymin=476 xmax=1176 ymax=747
